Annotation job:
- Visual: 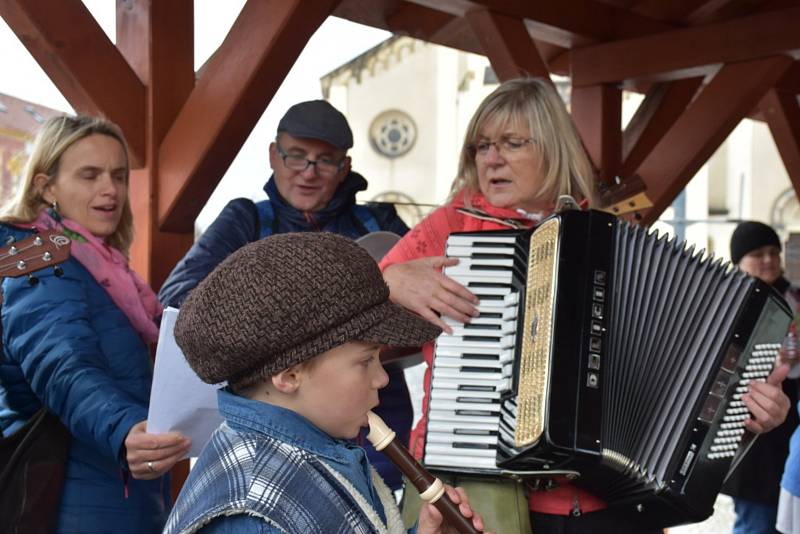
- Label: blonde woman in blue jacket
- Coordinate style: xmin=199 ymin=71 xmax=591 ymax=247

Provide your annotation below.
xmin=0 ymin=115 xmax=190 ymax=532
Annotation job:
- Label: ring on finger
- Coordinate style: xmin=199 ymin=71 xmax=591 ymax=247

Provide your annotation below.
xmin=147 ymin=460 xmax=155 ymax=473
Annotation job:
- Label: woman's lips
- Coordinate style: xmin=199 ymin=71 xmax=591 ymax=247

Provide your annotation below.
xmin=93 ymin=206 xmax=118 ymax=217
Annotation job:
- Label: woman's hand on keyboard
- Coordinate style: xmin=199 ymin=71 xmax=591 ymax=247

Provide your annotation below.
xmin=383 ymin=257 xmax=479 ymax=333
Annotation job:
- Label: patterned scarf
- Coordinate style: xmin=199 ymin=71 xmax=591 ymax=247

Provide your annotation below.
xmin=28 ymin=210 xmax=162 ymax=344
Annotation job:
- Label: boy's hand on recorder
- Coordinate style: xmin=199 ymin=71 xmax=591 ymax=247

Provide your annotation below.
xmin=417 ymin=485 xmax=490 ymax=534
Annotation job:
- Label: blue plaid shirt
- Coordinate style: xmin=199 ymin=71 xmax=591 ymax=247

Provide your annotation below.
xmin=167 ymin=389 xmax=408 ymax=533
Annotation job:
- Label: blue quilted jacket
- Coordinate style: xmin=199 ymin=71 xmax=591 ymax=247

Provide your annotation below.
xmin=158 ymin=172 xmax=414 ymax=490
xmin=0 ymin=224 xmax=170 ymax=533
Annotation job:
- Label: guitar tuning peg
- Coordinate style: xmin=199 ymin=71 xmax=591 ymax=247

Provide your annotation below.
xmin=53 ymin=266 xmax=64 ymax=278
xmin=27 ymin=274 xmax=39 ymax=286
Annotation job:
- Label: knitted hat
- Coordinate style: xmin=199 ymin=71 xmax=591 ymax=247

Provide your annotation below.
xmin=174 ymin=232 xmax=440 ymax=384
xmin=277 ymin=100 xmax=353 ymax=150
xmin=730 ymin=221 xmax=781 ymax=264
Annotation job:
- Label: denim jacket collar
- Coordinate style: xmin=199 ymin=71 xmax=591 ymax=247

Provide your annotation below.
xmin=217 ymin=388 xmax=358 ymax=465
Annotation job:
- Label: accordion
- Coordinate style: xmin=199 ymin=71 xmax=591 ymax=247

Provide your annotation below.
xmin=422 ymin=208 xmax=792 ymax=528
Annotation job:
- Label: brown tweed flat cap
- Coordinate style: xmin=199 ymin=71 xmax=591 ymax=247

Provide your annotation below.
xmin=174 ymin=232 xmax=441 ymax=384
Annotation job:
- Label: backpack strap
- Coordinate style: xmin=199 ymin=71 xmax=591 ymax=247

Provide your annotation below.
xmin=255 ymin=200 xmax=277 ymax=239
xmin=353 ymin=204 xmax=381 ymax=233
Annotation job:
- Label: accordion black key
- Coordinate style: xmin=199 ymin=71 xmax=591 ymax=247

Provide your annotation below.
xmin=423 ymin=209 xmax=792 ymax=528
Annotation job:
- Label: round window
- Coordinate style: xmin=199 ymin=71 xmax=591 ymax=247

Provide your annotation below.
xmin=369 ymin=110 xmax=417 ymax=159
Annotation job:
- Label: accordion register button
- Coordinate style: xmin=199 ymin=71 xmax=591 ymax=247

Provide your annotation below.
xmin=590 ymin=336 xmax=602 ymax=352
xmin=587 ymin=372 xmax=599 ymax=388
xmin=593 ymin=270 xmax=606 ymax=285
xmin=593 ymin=287 xmax=605 ymax=302
xmin=589 ymin=354 xmax=601 ymax=370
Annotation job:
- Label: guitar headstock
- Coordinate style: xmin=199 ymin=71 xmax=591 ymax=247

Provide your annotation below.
xmin=0 ymin=229 xmax=71 ymax=281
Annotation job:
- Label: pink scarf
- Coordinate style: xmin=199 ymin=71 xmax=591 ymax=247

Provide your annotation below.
xmin=28 ymin=211 xmax=162 ymax=344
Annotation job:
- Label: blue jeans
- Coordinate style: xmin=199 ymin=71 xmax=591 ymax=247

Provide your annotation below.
xmin=734 ymin=498 xmax=780 ymax=534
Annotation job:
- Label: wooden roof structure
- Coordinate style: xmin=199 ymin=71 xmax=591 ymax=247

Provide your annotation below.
xmin=2 ymin=0 xmax=800 ymax=289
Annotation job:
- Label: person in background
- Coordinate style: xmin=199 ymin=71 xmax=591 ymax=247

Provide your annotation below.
xmin=157 ymin=100 xmax=413 ymax=492
xmin=0 ymin=115 xmax=190 ymax=532
xmin=165 ymin=232 xmax=486 ymax=533
xmin=380 ymin=78 xmax=791 ymax=533
xmin=723 ymin=221 xmax=800 ymax=534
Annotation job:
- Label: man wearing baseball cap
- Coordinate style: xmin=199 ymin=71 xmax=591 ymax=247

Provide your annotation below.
xmin=158 ymin=100 xmax=414 ymax=491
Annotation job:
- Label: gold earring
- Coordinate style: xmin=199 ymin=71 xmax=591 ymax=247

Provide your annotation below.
xmin=50 ymin=199 xmax=58 ymax=212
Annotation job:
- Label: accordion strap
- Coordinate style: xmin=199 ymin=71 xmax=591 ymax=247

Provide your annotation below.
xmin=454 ymin=207 xmax=530 ymax=229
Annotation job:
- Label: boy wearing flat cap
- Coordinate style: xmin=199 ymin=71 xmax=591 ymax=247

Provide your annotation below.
xmin=164 ymin=233 xmax=486 ymax=534
xmin=722 ymin=220 xmax=800 ymax=534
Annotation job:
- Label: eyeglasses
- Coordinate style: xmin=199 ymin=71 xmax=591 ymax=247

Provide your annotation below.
xmin=276 ymin=141 xmax=345 ymax=177
xmin=469 ymin=136 xmax=535 ymax=158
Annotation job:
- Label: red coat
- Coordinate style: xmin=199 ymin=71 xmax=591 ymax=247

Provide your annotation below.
xmin=379 ymin=189 xmax=606 ymax=516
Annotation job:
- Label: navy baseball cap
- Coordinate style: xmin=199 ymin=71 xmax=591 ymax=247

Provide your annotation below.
xmin=277 ymin=100 xmax=353 ymax=150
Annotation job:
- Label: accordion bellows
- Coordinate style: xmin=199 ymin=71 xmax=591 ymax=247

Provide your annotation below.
xmin=423 ymin=209 xmax=791 ymax=529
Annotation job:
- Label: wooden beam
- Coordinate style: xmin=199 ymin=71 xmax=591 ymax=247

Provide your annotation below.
xmin=571 ymin=7 xmax=800 ymax=87
xmin=157 ymin=0 xmax=339 ymax=232
xmin=387 ymin=2 xmax=460 ymax=44
xmin=687 ymin=0 xmax=796 ymax=25
xmin=602 ymin=0 xmax=637 ymax=8
xmin=777 ymin=62 xmax=800 ymax=94
xmin=391 ymin=6 xmax=485 ymax=58
xmin=571 ymin=85 xmax=622 ymax=185
xmin=0 ymin=0 xmax=146 ymax=165
xmin=465 ymin=8 xmax=551 ymax=81
xmin=635 ymin=56 xmax=793 ymax=224
xmin=116 ymin=0 xmax=195 ymax=289
xmin=761 ymin=89 xmax=800 ymax=198
xmin=631 ymin=0 xmax=716 ymax=23
xmin=684 ymin=0 xmax=739 ymax=24
xmin=406 ymin=0 xmax=672 ymax=45
xmin=385 ymin=2 xmax=570 ymax=75
xmin=621 ymin=77 xmax=703 ymax=178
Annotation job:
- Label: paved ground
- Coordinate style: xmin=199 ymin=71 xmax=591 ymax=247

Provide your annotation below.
xmin=671 ymin=495 xmax=734 ymax=533
xmin=402 ymin=363 xmax=736 ymax=533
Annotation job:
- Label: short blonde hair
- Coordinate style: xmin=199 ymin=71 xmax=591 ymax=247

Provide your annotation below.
xmin=0 ymin=115 xmax=134 ymax=253
xmin=451 ymin=78 xmax=596 ymax=208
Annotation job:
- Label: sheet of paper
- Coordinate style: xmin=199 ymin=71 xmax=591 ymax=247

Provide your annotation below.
xmin=147 ymin=306 xmax=223 ymax=458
